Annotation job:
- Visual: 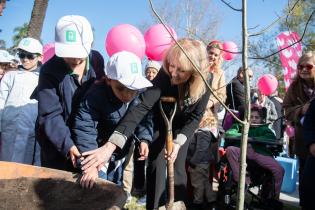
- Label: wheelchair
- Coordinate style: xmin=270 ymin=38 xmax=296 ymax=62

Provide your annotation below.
xmin=216 ymin=136 xmax=283 ymax=210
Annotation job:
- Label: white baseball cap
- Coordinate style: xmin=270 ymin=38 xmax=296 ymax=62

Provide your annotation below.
xmin=17 ymin=37 xmax=43 ymax=55
xmin=145 ymin=60 xmax=162 ymax=72
xmin=0 ymin=50 xmax=13 ymax=63
xmin=105 ymin=51 xmax=153 ymax=90
xmin=55 ymin=15 xmax=93 ymax=58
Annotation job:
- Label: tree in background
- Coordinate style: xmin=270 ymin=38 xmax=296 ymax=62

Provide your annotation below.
xmin=140 ymin=0 xmax=221 ymax=43
xmin=27 ymin=0 xmax=49 ymax=40
xmin=4 ymin=23 xmax=29 ymax=53
xmin=249 ymin=0 xmax=314 ymax=98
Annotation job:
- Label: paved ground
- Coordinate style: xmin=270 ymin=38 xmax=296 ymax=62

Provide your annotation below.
xmin=280 ymin=182 xmax=300 ymax=208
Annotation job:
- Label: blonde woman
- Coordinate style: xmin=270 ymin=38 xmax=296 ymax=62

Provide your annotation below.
xmin=80 ymin=38 xmax=210 ymax=209
xmin=200 ymin=41 xmax=226 ymax=130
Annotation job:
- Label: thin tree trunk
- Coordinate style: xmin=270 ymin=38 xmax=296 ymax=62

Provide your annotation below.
xmin=236 ymin=0 xmax=251 ymax=209
xmin=27 ymin=0 xmax=49 ymax=40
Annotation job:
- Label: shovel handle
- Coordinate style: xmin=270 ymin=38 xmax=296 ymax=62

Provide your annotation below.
xmin=159 ymin=96 xmax=177 ymax=210
xmin=160 ymin=96 xmax=177 ymax=103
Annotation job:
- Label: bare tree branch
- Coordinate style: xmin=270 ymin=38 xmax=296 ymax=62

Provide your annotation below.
xmin=249 ymin=0 xmax=300 ymax=37
xmin=220 ymin=0 xmax=242 ymax=12
xmin=249 ymin=8 xmax=315 ymax=59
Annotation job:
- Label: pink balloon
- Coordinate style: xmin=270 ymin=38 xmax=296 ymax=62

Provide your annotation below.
xmin=43 ymin=43 xmax=55 ymax=64
xmin=258 ymin=74 xmax=278 ymax=96
xmin=222 ymin=41 xmax=238 ymax=61
xmin=105 ymin=24 xmax=145 ymax=59
xmin=285 ymin=125 xmax=295 ymax=138
xmin=144 ymin=24 xmax=177 ymax=61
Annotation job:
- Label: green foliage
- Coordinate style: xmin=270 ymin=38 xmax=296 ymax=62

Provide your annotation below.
xmin=11 ymin=23 xmax=29 ymax=51
xmin=280 ymin=0 xmax=315 ymax=52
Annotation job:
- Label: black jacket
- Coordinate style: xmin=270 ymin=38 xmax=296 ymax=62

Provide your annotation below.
xmin=37 ymin=55 xmax=96 ymax=170
xmin=113 ymin=69 xmax=210 ymax=146
xmin=186 ymin=128 xmax=215 ymax=166
xmin=303 ymin=98 xmax=315 ymax=148
xmin=226 ymin=77 xmax=245 ymax=110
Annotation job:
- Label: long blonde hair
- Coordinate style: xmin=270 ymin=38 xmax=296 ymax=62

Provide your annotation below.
xmin=163 ymin=38 xmax=208 ymax=104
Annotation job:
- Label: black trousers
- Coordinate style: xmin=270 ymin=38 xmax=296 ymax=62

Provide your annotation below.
xmin=146 ymin=136 xmax=190 ymax=210
xmin=300 ymin=156 xmax=315 ymax=210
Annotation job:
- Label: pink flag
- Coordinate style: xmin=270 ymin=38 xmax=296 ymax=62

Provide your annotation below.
xmin=276 ymin=31 xmax=302 ymax=91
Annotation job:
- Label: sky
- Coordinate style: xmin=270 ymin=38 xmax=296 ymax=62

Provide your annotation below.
xmin=0 ymin=0 xmax=288 ymax=77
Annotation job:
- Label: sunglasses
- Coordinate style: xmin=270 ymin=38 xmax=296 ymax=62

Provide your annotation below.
xmin=18 ymin=52 xmax=37 ymax=60
xmin=297 ymin=63 xmax=314 ymax=71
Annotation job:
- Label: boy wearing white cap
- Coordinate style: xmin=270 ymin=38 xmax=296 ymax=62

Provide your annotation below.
xmin=37 ymin=15 xmax=102 ymax=170
xmin=0 ymin=37 xmax=43 ymax=165
xmin=72 ymin=51 xmax=153 ymax=188
xmin=145 ymin=60 xmax=161 ymax=81
xmin=0 ymin=49 xmax=13 ymax=80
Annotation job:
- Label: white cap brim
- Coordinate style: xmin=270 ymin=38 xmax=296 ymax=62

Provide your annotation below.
xmin=55 ymin=42 xmax=90 ymax=58
xmin=118 ymin=75 xmax=153 ymax=90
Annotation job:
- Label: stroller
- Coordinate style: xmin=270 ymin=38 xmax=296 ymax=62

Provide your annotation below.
xmin=216 ymin=136 xmax=283 ymax=210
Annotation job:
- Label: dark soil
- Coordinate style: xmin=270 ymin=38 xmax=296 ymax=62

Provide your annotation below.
xmin=0 ymin=177 xmax=126 ymax=210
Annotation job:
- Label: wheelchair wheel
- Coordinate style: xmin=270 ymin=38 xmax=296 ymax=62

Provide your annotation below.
xmin=217 ymin=157 xmax=236 ymax=210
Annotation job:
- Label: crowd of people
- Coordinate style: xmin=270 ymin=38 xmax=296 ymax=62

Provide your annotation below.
xmin=0 ymin=14 xmax=314 ymax=210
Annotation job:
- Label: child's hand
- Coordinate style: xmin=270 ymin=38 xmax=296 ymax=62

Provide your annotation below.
xmin=309 ymin=143 xmax=315 ymax=157
xmin=138 ymin=142 xmax=149 ymax=160
xmin=80 ymin=166 xmax=98 ymax=189
xmin=69 ymin=145 xmax=81 ymax=168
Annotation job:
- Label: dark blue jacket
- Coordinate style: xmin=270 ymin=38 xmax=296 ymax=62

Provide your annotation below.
xmin=187 ymin=128 xmax=215 ymax=166
xmin=303 ymin=98 xmax=315 ymax=148
xmin=37 ymin=55 xmax=97 ymax=170
xmin=71 ymin=82 xmax=153 ymax=158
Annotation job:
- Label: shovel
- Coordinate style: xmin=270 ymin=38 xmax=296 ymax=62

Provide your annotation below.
xmin=159 ymin=96 xmax=177 ymax=210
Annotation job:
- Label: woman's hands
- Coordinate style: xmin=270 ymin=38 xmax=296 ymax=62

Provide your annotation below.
xmin=81 ymin=142 xmax=116 ymax=172
xmin=165 ymin=142 xmax=181 ymax=162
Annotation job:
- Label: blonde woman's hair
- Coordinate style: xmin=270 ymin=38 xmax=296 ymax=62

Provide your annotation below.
xmin=163 ymin=38 xmax=208 ymax=104
xmin=207 ymin=41 xmax=223 ymax=73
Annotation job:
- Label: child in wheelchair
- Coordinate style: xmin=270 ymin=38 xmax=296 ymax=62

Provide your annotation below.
xmin=220 ymin=105 xmax=284 ymax=208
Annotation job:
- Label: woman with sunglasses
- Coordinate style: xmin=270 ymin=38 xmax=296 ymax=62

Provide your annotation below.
xmin=283 ymin=50 xmax=315 ymax=207
xmin=0 ymin=37 xmax=43 ymax=165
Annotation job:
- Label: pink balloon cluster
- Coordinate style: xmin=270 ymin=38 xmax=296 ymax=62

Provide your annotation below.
xmin=257 ymin=74 xmax=278 ymax=96
xmin=222 ymin=41 xmax=238 ymax=61
xmin=105 ymin=24 xmax=177 ymax=61
xmin=43 ymin=43 xmax=55 ymax=64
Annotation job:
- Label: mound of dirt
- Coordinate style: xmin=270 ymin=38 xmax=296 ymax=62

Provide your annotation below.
xmin=0 ymin=177 xmax=126 ymax=210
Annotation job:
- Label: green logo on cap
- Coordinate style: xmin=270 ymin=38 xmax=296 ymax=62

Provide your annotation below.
xmin=23 ymin=39 xmax=31 ymax=46
xmin=66 ymin=30 xmax=76 ymax=42
xmin=130 ymin=63 xmax=138 ymax=74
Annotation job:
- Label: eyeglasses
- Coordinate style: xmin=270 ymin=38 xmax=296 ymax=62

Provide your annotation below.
xmin=297 ymin=63 xmax=314 ymax=71
xmin=18 ymin=52 xmax=37 ymax=60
